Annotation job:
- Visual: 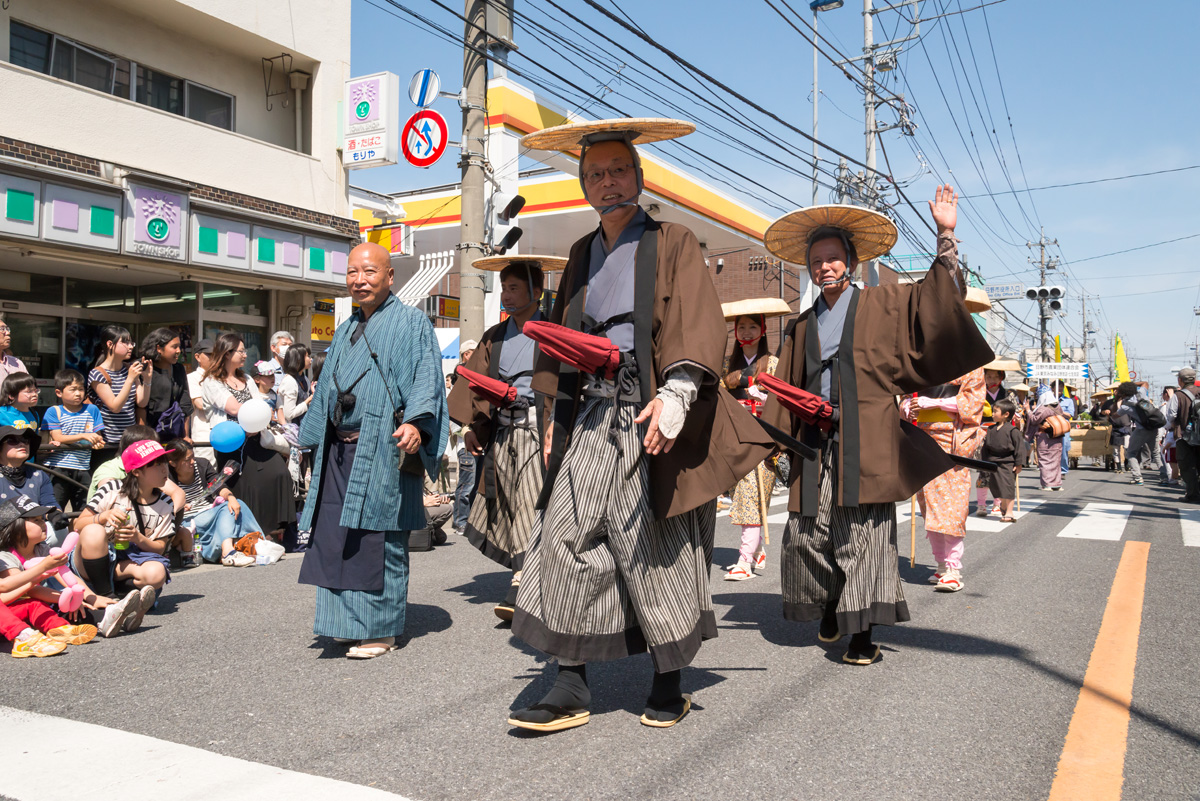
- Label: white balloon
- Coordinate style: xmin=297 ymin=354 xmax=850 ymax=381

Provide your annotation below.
xmin=238 ymin=398 xmax=273 ymax=434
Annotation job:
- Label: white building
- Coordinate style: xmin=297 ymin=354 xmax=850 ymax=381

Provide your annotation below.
xmin=0 ymin=0 xmax=354 ymax=398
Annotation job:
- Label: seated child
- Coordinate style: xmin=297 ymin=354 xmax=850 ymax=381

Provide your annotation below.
xmin=0 ymin=372 xmax=42 ymax=437
xmin=73 ymin=441 xmax=179 ymax=635
xmin=86 ymin=425 xmax=186 ymax=513
xmin=166 ymin=440 xmax=260 ymax=568
xmin=981 ymin=399 xmax=1028 ymax=523
xmin=42 ymin=369 xmax=106 ymax=513
xmin=0 ymin=426 xmax=65 ymax=537
xmin=0 ymin=496 xmax=97 ymax=656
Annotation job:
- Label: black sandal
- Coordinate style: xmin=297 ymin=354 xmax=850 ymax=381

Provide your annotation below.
xmin=508 ymin=703 xmax=590 ymax=732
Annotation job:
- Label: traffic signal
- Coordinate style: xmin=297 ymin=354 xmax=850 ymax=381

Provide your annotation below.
xmin=487 ymin=191 xmax=525 ymax=255
xmin=1025 ymin=285 xmax=1065 ymax=311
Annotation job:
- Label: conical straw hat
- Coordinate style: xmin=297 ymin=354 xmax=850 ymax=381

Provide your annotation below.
xmin=471 ymin=254 xmax=568 ymax=272
xmin=984 ymin=358 xmax=1022 ymax=372
xmin=763 ymin=205 xmax=898 ymax=265
xmin=520 ymin=118 xmax=696 ymax=152
xmin=721 ymin=297 xmax=793 ymax=321
xmin=965 ymin=287 xmax=991 ymax=313
xmin=1010 ymin=383 xmax=1030 ymax=393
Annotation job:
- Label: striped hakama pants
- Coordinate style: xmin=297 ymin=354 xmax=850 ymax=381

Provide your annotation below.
xmin=781 ymin=444 xmax=910 ymax=635
xmin=465 ymin=423 xmax=542 ymax=571
xmin=313 ymin=530 xmax=410 ymax=640
xmin=513 ymin=394 xmax=718 ymax=673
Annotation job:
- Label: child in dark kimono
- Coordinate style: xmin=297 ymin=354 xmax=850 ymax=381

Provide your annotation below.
xmin=982 ymin=399 xmax=1027 ymax=522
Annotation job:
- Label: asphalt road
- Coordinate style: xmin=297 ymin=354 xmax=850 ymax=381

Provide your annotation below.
xmin=1 ymin=464 xmax=1197 ymax=801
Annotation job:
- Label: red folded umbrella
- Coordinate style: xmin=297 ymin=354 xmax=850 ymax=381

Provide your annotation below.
xmin=455 ymin=366 xmax=518 ymax=408
xmin=757 ymin=373 xmax=836 ymax=431
xmin=523 ymin=320 xmax=620 ymax=379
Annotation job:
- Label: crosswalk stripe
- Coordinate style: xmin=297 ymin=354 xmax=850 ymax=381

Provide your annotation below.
xmin=895 ymin=499 xmax=1045 ymax=533
xmin=1179 ymin=508 xmax=1200 ymax=547
xmin=717 ymin=494 xmax=788 ymax=519
xmin=1057 ymin=503 xmax=1134 ymax=541
xmin=0 ymin=705 xmax=412 ymax=801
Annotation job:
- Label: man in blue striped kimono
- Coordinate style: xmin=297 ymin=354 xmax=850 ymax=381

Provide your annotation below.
xmin=298 ymin=242 xmax=448 ymax=660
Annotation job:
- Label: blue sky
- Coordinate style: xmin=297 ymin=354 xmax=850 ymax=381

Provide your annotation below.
xmin=350 ymin=0 xmax=1200 ymax=389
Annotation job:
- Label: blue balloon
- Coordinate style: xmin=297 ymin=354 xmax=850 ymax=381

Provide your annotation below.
xmin=210 ymin=420 xmax=246 ymax=453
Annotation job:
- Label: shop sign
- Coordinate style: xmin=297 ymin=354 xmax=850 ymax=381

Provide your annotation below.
xmin=1026 ymin=362 xmax=1089 ymax=381
xmin=343 ymin=72 xmax=400 ymax=168
xmin=435 ymin=295 xmax=459 ymax=320
xmin=124 ymin=184 xmax=188 ymax=262
xmin=312 ymin=313 xmax=336 ymax=342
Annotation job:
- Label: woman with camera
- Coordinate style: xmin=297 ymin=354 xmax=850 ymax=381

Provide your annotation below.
xmin=87 ymin=325 xmax=150 ymax=470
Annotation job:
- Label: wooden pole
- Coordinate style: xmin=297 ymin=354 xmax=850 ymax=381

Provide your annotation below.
xmin=759 ymin=464 xmax=771 ymax=546
xmin=1015 ymin=473 xmax=1021 ymax=513
xmin=910 ymin=496 xmax=917 ymax=567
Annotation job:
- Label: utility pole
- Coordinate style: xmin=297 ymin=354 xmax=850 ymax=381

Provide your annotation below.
xmin=458 ymin=0 xmax=489 ymax=345
xmin=812 ymin=5 xmax=820 ymax=206
xmin=1026 ymin=227 xmax=1058 ymax=362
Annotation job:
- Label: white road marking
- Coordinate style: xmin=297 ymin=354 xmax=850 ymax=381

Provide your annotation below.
xmin=1179 ymin=508 xmax=1200 ymax=547
xmin=716 ymin=493 xmax=789 ymax=518
xmin=1057 ymin=503 xmax=1134 ymax=541
xmin=896 ymin=499 xmax=1045 ymax=533
xmin=0 ymin=706 xmax=413 ymax=801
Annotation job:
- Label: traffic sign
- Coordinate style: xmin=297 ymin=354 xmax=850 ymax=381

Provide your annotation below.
xmin=984 ymin=283 xmax=1026 ymax=301
xmin=401 ymin=109 xmax=449 ymax=168
xmin=408 ymin=69 xmax=440 ymax=108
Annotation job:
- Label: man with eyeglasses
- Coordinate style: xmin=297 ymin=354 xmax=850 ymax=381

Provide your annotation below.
xmin=505 ymin=119 xmax=772 ymax=732
xmin=0 ymin=315 xmax=28 ymax=385
xmin=297 ymin=241 xmax=448 ymax=660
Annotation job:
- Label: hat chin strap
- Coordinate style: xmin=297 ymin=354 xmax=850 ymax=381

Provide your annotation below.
xmin=598 ymin=198 xmax=639 ymax=216
xmin=819 ymin=270 xmax=851 ymax=289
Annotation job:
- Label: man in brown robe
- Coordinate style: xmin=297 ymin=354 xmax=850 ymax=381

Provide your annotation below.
xmin=761 ymin=186 xmax=993 ymax=665
xmin=507 ymin=119 xmax=772 ymax=732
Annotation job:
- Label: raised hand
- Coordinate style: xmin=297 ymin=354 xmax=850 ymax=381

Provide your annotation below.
xmin=928 ymin=183 xmax=958 ymax=234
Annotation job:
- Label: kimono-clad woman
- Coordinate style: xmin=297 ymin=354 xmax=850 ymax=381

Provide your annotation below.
xmin=719 ymin=298 xmax=791 ymax=581
xmin=1026 ymin=387 xmax=1068 ymax=490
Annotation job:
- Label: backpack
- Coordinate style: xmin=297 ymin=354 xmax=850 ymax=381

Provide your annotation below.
xmin=1132 ymin=398 xmax=1166 ymax=430
xmin=1181 ymin=389 xmax=1200 ymax=446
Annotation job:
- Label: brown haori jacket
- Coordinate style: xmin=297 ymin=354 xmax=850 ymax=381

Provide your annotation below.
xmin=762 ymin=236 xmax=995 ymax=515
xmin=533 ymin=216 xmax=774 ymax=520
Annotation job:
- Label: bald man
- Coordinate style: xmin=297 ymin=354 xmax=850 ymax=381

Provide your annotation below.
xmin=297 ymin=241 xmax=449 ymax=659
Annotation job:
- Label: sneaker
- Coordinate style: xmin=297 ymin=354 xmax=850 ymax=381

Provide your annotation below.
xmin=1129 ymin=478 xmax=1143 ymax=485
xmin=222 ymin=551 xmax=255 ymax=567
xmin=98 ymin=590 xmax=139 ymax=638
xmin=724 ymin=561 xmax=755 ymax=581
xmin=753 ymin=551 xmax=767 ymax=574
xmin=11 ymin=632 xmax=67 ymax=658
xmin=123 ymin=585 xmax=156 ymax=633
xmin=45 ymin=624 xmax=98 ymax=646
xmin=936 ymin=568 xmax=964 ymax=592
xmin=928 ymin=561 xmax=947 ymax=584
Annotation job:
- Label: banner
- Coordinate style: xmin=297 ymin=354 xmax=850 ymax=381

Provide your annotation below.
xmin=1114 ymin=335 xmax=1130 ymax=382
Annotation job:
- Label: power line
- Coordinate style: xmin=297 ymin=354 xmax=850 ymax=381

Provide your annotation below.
xmin=962 ymin=165 xmax=1200 ymax=198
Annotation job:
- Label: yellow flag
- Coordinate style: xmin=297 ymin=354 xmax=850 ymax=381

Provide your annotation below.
xmin=1055 ymin=335 xmax=1062 ymax=363
xmin=1114 ymin=335 xmax=1130 ymax=382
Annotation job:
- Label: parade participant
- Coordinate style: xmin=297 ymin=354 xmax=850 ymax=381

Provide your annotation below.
xmin=507 ymin=118 xmax=773 ymax=731
xmin=447 ymin=254 xmax=564 ymax=621
xmin=1026 ymin=388 xmax=1067 ymax=490
xmin=980 ymin=400 xmax=1026 ymax=523
xmin=297 ymin=242 xmax=447 ymax=660
xmin=719 ymin=298 xmax=791 ymax=581
xmin=975 ymin=358 xmax=1018 ymax=513
xmin=1167 ymin=367 xmax=1199 ymax=502
xmin=760 ymin=185 xmax=993 ymax=666
xmin=1060 ymin=384 xmax=1077 ymax=476
xmin=906 ymin=365 xmax=987 ymax=593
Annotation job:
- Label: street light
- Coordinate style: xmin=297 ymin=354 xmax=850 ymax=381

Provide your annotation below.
xmin=810 ymin=0 xmax=844 ymax=206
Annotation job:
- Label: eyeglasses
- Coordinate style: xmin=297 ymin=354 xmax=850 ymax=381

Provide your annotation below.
xmin=582 ymin=163 xmax=635 ymax=186
xmin=234 ymin=348 xmax=247 ymax=354
xmin=0 ymin=326 xmax=10 ymax=333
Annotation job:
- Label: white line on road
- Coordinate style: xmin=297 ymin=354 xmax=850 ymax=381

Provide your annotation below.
xmin=0 ymin=706 xmax=413 ymax=801
xmin=1057 ymin=503 xmax=1134 ymax=541
xmin=717 ymin=494 xmax=789 ymax=518
xmin=1179 ymin=508 xmax=1200 ymax=547
xmin=895 ymin=499 xmax=1045 ymax=533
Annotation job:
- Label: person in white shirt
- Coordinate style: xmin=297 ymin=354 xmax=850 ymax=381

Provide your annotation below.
xmin=265 ymin=331 xmax=294 ymax=391
xmin=186 ymin=339 xmax=215 ymax=464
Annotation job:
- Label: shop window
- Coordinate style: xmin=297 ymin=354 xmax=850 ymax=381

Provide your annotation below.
xmin=4 ymin=312 xmax=62 ymax=407
xmin=204 ymin=286 xmax=266 ymax=317
xmin=0 ymin=270 xmax=62 ymax=305
xmin=204 ymin=325 xmax=267 ymax=366
xmin=138 ymin=281 xmax=198 ymax=318
xmin=66 ymin=277 xmax=135 ymax=312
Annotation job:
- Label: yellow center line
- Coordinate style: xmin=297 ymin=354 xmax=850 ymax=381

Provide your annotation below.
xmin=1048 ymin=540 xmax=1150 ymax=801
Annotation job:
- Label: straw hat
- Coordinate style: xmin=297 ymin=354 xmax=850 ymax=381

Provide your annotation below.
xmin=1090 ymin=390 xmax=1110 ymax=399
xmin=763 ymin=205 xmax=898 ymax=265
xmin=471 ymin=254 xmax=568 ymax=273
xmin=520 ymin=118 xmax=696 ymax=152
xmin=984 ymin=358 xmax=1023 ymax=372
xmin=1105 ymin=381 xmax=1122 ymax=390
xmin=721 ymin=297 xmax=793 ymax=321
xmin=1010 ymin=383 xmax=1031 ymax=393
xmin=964 ymin=287 xmax=991 ymax=313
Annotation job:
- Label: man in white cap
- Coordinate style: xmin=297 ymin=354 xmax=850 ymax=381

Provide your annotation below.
xmin=761 ymin=185 xmax=993 ymax=666
xmin=506 ymin=118 xmax=771 ymax=732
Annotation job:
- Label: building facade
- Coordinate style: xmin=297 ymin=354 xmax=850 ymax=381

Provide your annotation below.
xmin=0 ymin=0 xmax=354 ymax=402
